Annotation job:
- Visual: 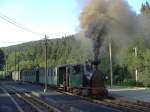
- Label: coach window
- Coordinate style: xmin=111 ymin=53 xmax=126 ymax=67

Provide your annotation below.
xmin=73 ymin=65 xmax=81 ymax=74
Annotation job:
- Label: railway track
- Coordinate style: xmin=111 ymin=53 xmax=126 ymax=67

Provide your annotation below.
xmin=3 ymin=84 xmax=150 ymax=112
xmin=16 ymin=93 xmax=60 ymax=112
xmin=3 ymin=86 xmax=61 ymax=112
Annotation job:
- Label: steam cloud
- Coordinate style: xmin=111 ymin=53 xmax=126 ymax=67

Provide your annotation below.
xmin=78 ymin=0 xmax=149 ymax=62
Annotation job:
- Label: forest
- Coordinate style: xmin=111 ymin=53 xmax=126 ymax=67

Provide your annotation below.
xmin=1 ymin=2 xmax=150 ymax=87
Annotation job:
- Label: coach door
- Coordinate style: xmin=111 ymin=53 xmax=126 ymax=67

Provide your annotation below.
xmin=58 ymin=66 xmax=69 ymax=91
xmin=36 ymin=70 xmax=39 ymax=83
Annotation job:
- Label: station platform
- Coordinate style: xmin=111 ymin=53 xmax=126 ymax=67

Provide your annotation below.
xmin=108 ymin=86 xmax=150 ymax=102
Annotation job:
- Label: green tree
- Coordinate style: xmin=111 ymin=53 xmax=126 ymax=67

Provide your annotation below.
xmin=122 ymin=38 xmax=150 ymax=86
xmin=0 ymin=48 xmax=5 ymax=70
xmin=138 ymin=49 xmax=150 ymax=86
xmin=141 ymin=1 xmax=150 ymax=14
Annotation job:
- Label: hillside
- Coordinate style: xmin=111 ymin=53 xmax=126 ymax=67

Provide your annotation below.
xmin=2 ymin=35 xmax=92 ymax=71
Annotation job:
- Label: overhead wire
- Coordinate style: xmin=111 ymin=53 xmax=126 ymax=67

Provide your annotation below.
xmin=0 ymin=38 xmax=46 ymax=44
xmin=0 ymin=12 xmax=50 ymax=46
xmin=0 ymin=12 xmax=45 ymax=37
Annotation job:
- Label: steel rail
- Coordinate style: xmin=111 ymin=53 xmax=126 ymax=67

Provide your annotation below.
xmin=0 ymin=86 xmax=24 ymax=112
xmin=4 ymin=85 xmax=150 ymax=112
xmin=4 ymin=86 xmax=61 ymax=112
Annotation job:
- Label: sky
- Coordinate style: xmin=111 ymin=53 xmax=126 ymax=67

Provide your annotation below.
xmin=0 ymin=0 xmax=149 ymax=47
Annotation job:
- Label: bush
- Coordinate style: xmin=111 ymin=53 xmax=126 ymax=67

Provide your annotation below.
xmin=123 ymin=79 xmax=136 ymax=86
xmin=115 ymin=79 xmax=136 ymax=87
xmin=115 ymin=80 xmax=145 ymax=87
xmin=136 ymin=81 xmax=144 ymax=87
xmin=146 ymin=84 xmax=150 ymax=88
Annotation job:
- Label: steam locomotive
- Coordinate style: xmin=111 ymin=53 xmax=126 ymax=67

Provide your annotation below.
xmin=12 ymin=62 xmax=108 ymax=97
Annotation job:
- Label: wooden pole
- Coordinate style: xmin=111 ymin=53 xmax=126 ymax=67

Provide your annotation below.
xmin=44 ymin=35 xmax=48 ymax=93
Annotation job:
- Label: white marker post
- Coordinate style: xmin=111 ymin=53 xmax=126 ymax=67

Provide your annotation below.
xmin=134 ymin=47 xmax=138 ymax=82
xmin=109 ymin=37 xmax=113 ymax=88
